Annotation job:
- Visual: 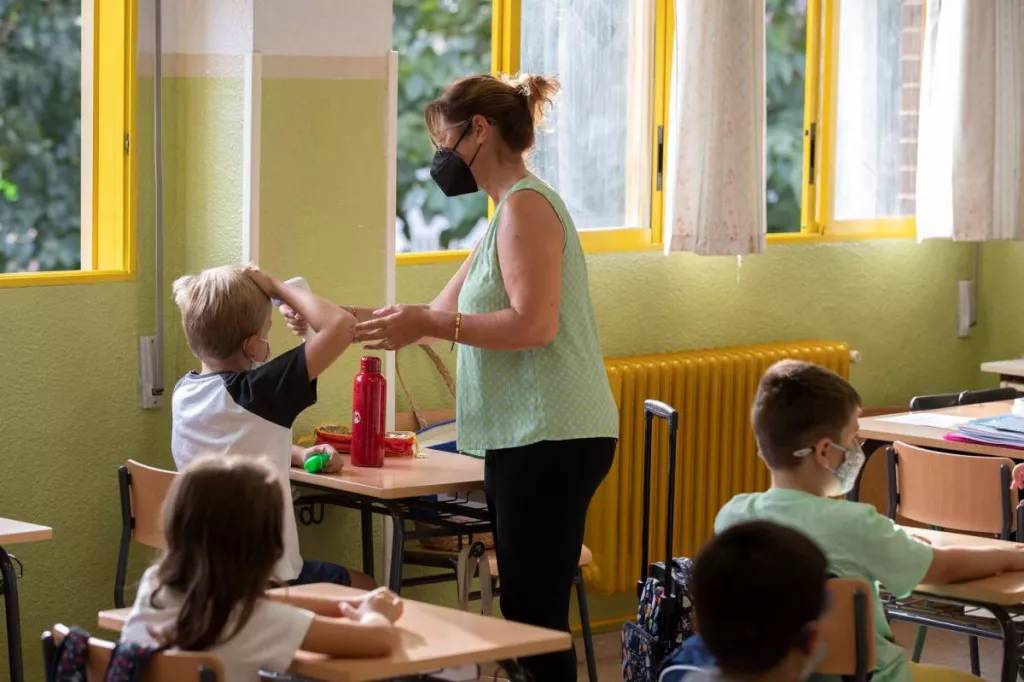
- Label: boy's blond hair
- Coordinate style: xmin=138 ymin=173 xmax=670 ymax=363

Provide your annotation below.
xmin=172 ymin=265 xmax=271 ymax=361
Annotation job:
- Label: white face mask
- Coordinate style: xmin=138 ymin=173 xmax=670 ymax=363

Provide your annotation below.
xmin=793 ymin=438 xmax=866 ymax=497
xmin=826 ymin=441 xmax=866 ymax=496
xmin=248 ymin=337 xmax=270 ymax=370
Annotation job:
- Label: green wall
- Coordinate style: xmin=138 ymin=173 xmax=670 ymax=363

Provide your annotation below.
xmin=0 ymin=74 xmax=244 ymax=680
xmin=396 ymin=239 xmax=990 ymax=413
xmin=257 ymin=77 xmax=391 ymax=576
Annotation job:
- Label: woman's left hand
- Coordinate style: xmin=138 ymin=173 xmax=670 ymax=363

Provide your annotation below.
xmin=354 ymin=305 xmax=435 ymax=351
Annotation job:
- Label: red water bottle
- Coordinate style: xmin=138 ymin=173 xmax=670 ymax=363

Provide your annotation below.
xmin=351 ymin=356 xmax=386 ymax=468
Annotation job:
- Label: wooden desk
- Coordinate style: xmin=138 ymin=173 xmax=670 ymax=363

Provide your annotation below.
xmin=99 ymin=583 xmax=571 ymax=682
xmin=909 ymin=528 xmax=1024 ymax=605
xmin=982 ymin=359 xmax=1024 ymax=391
xmin=891 ymin=527 xmax=1024 ymax=682
xmin=289 ymin=449 xmax=484 ymax=501
xmin=859 ymin=401 xmax=1018 ymax=458
xmin=1 ymin=518 xmax=53 ymax=682
xmin=290 ymin=449 xmax=488 ymax=593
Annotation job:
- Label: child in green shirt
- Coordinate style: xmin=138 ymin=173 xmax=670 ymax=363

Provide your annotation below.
xmin=716 ymin=360 xmax=1024 ymax=682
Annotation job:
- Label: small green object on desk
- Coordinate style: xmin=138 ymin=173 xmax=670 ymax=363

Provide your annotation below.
xmin=304 ymin=452 xmax=332 ymax=474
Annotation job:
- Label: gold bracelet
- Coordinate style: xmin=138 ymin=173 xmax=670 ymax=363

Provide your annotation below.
xmin=451 ymin=312 xmax=462 ymax=351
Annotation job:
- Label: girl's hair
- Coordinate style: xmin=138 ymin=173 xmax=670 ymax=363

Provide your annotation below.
xmin=425 ymin=72 xmax=561 ymax=154
xmin=149 ymin=455 xmax=284 ymax=651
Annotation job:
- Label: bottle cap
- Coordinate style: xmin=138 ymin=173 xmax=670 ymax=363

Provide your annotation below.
xmin=361 ymin=356 xmax=382 ymax=373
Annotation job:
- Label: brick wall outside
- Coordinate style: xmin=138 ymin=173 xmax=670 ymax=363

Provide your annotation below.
xmin=899 ymin=0 xmax=923 ymax=214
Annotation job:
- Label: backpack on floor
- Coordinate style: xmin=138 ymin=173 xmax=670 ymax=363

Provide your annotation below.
xmin=621 ymin=401 xmax=697 ymax=681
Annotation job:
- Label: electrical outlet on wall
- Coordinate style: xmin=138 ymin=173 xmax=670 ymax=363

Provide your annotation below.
xmin=138 ymin=335 xmax=164 ymax=409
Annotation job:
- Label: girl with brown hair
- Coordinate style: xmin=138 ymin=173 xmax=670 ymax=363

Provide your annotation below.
xmin=119 ymin=455 xmax=403 ymax=682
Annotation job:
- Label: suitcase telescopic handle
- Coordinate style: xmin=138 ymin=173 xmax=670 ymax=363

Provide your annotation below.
xmin=641 ymin=400 xmax=680 ymax=594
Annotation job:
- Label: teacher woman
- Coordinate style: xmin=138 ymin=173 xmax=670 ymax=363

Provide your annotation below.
xmin=296 ymin=73 xmax=619 ymax=681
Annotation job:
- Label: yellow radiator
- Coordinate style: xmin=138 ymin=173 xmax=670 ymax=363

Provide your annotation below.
xmin=583 ymin=340 xmax=850 ymax=594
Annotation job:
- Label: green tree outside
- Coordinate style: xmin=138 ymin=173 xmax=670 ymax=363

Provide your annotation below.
xmin=0 ymin=0 xmax=82 ymax=273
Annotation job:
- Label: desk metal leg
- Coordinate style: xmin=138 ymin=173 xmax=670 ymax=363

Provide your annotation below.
xmin=498 ymin=659 xmax=533 ymax=682
xmin=361 ymin=507 xmax=374 ymax=577
xmin=847 ymin=438 xmax=887 ymax=502
xmin=1 ymin=545 xmax=23 ymax=682
xmin=991 ymin=606 xmax=1018 ymax=682
xmin=387 ymin=504 xmax=407 ymax=594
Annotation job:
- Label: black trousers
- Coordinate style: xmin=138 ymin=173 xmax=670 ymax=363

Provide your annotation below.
xmin=485 ymin=438 xmax=616 ymax=682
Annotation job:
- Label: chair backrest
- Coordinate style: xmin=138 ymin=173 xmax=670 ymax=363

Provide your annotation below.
xmin=958 ymin=387 xmax=1022 ymax=406
xmin=908 ymin=393 xmax=959 ymax=412
xmin=125 ymin=460 xmax=175 ymax=550
xmin=817 ymin=578 xmax=876 ymax=679
xmin=888 ymin=441 xmax=1016 ymax=536
xmin=115 ymin=461 xmax=176 ymax=607
xmin=43 ymin=624 xmax=222 ymax=682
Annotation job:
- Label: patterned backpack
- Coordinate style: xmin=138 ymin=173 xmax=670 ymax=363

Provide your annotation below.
xmin=49 ymin=626 xmax=165 ymax=682
xmin=621 ymin=401 xmax=697 ymax=680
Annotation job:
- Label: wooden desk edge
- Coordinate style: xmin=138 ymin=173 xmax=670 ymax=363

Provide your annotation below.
xmin=289 ymin=472 xmax=484 ymax=500
xmin=291 ymin=632 xmax=574 ymax=682
xmin=915 ymin=583 xmax=1024 ymax=607
xmin=0 ymin=526 xmax=53 ymax=545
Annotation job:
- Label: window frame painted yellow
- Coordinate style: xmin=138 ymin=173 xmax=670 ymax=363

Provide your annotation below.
xmin=1 ymin=0 xmax=137 ymax=288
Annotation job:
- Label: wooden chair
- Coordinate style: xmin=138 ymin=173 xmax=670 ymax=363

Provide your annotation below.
xmin=909 ymin=393 xmax=960 ymax=412
xmin=485 ymin=545 xmax=598 ymax=682
xmin=886 ymin=441 xmax=1020 ymax=676
xmin=958 ymin=387 xmax=1022 ymax=406
xmin=42 ymin=624 xmax=222 ymax=681
xmin=114 ymin=460 xmax=175 ymax=608
xmin=818 ymin=578 xmax=876 ymax=682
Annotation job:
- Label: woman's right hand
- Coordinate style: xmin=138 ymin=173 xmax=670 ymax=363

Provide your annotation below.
xmin=279 ymin=304 xmax=309 ymax=338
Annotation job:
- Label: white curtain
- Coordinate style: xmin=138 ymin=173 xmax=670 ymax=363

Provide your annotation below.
xmin=664 ymin=0 xmax=766 ymax=256
xmin=916 ymin=0 xmax=1024 ymax=241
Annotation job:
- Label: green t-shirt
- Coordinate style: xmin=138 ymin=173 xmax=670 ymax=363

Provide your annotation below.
xmin=715 ymin=487 xmax=934 ymax=682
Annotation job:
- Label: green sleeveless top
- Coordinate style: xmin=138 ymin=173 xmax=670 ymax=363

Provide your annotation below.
xmin=456 ymin=175 xmax=620 ymax=454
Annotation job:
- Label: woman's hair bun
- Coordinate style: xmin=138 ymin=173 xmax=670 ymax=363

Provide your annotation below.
xmin=511 ymin=73 xmax=560 ymax=129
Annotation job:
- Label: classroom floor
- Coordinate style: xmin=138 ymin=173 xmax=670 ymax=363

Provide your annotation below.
xmin=484 ymin=621 xmax=1009 ymax=681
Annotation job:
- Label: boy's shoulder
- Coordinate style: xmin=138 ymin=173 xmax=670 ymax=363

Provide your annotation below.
xmin=173 ymin=346 xmax=316 ymax=432
xmin=716 ymin=488 xmax=889 ymax=537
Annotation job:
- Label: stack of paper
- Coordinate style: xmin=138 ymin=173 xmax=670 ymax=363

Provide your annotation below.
xmin=956 ymin=415 xmax=1024 ymax=447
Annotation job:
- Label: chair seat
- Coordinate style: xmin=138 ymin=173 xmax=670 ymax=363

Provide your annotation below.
xmin=486 ymin=545 xmax=593 ymax=577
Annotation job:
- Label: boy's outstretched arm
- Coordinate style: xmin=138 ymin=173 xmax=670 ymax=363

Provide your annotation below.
xmin=245 ymin=266 xmax=356 ymax=379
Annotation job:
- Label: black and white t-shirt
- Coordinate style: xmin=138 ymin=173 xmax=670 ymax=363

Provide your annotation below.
xmin=171 ymin=346 xmax=317 ymax=582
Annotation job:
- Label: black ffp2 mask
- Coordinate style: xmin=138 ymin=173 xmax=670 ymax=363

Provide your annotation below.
xmin=430 ymin=123 xmax=482 ymax=197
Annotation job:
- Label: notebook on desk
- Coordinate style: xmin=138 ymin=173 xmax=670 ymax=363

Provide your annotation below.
xmin=955 ymin=415 xmax=1024 ymax=447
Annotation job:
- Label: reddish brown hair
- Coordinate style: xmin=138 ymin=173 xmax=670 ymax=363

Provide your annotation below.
xmin=425 ymin=72 xmax=560 ymax=154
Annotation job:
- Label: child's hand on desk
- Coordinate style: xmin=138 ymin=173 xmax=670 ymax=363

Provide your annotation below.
xmin=303 ymin=444 xmax=343 ymax=473
xmin=1012 ymin=463 xmax=1024 ymax=491
xmin=339 ymin=587 xmax=404 ymax=623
